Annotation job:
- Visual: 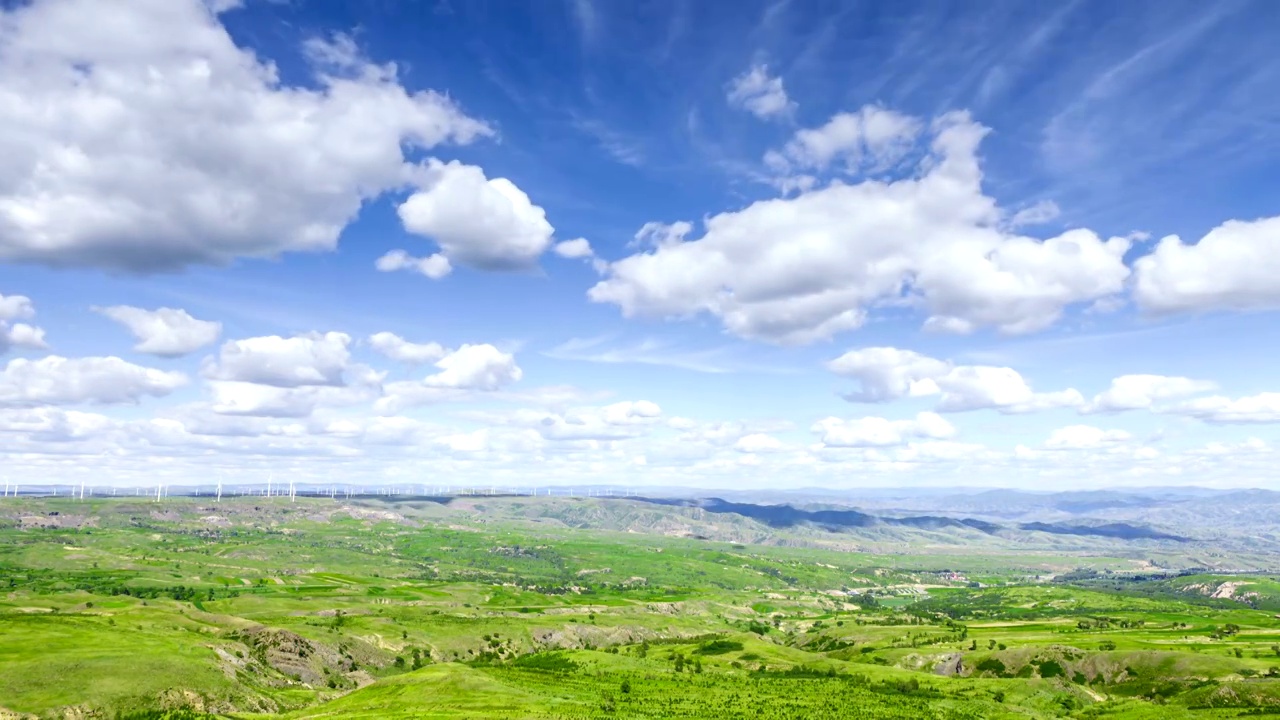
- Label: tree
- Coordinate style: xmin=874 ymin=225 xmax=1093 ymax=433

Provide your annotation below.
xmin=620 ymin=679 xmax=631 ymax=694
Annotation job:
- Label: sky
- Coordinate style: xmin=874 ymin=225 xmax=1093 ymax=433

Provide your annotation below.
xmin=1 ymin=0 xmax=1279 ymax=491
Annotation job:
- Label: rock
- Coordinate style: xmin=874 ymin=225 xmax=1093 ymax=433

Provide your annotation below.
xmin=934 ymin=653 xmax=965 ymax=676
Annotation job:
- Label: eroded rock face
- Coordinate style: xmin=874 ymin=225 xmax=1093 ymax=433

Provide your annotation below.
xmin=239 ymin=626 xmax=354 ymax=687
xmin=934 ymin=652 xmax=964 ymax=676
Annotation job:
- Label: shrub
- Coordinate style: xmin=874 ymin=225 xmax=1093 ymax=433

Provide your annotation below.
xmin=694 ymin=639 xmax=744 ymax=655
xmin=975 ymin=657 xmax=1006 ymax=676
xmin=1037 ymin=660 xmax=1065 ymax=678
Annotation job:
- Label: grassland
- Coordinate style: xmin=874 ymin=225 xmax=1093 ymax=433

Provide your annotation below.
xmin=2 ymin=495 xmax=1279 ymax=718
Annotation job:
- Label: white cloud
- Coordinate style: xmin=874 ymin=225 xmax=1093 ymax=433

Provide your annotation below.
xmin=395 ymin=159 xmax=554 ymax=272
xmin=811 ymin=412 xmax=955 ymax=448
xmin=0 ymin=293 xmax=34 ymax=321
xmin=203 ymin=332 xmax=352 ymax=387
xmin=726 ymin=64 xmax=794 ymax=120
xmin=733 ymin=433 xmax=785 ymax=453
xmin=532 ymin=401 xmax=662 ymax=441
xmin=553 ymin=237 xmax=594 ymax=259
xmin=600 ymin=400 xmax=661 ymax=425
xmin=590 ymin=112 xmax=1131 ymax=344
xmin=0 ymin=407 xmax=116 ymax=441
xmin=374 ymin=343 xmax=525 ymax=413
xmin=1007 ymin=200 xmax=1061 ymax=229
xmin=825 ymin=347 xmax=950 ymax=402
xmin=0 ymin=293 xmax=48 ymax=354
xmin=1187 ymin=437 xmax=1270 ymax=456
xmin=375 ymin=250 xmax=452 ymax=279
xmin=207 ymin=377 xmax=379 ymax=418
xmin=1 ymin=323 xmax=47 ymax=352
xmin=368 ymin=332 xmax=446 ymax=364
xmin=766 ymin=105 xmax=921 ymax=174
xmin=0 ymin=355 xmax=186 ymax=407
xmin=934 ymin=366 xmax=1084 ymax=413
xmin=434 ymin=427 xmax=544 ymax=456
xmin=424 ymin=344 xmax=522 ymax=390
xmin=827 ymin=346 xmax=1083 ymax=413
xmin=1084 ymin=374 xmax=1216 ymax=413
xmin=1166 ymin=393 xmax=1280 ymax=424
xmin=0 ymin=2 xmax=493 ymax=272
xmin=1044 ymin=424 xmax=1132 ymax=449
xmin=1133 ymin=215 xmax=1280 ymax=313
xmin=94 ymin=305 xmax=221 ymax=357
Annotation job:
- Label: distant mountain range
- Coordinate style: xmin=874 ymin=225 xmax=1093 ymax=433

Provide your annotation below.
xmin=634 ymin=496 xmax=1189 ymax=543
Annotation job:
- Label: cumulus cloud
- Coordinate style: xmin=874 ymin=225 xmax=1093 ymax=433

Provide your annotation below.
xmin=375 ymin=343 xmax=523 ymax=412
xmin=553 ymin=238 xmax=594 ymax=259
xmin=1044 ymin=425 xmax=1132 ymax=449
xmin=0 ymin=356 xmax=187 ymax=407
xmin=764 ymin=105 xmax=921 ymax=176
xmin=733 ymin=433 xmax=785 ymax=453
xmin=207 ymin=377 xmax=380 ymax=418
xmin=933 ymin=366 xmax=1084 ymax=413
xmin=1165 ymin=393 xmax=1280 ymax=424
xmin=811 ymin=412 xmax=955 ymax=448
xmin=0 ymin=406 xmax=116 ymax=441
xmin=1133 ymin=215 xmax=1280 ymax=314
xmin=825 ymin=347 xmax=950 ymax=402
xmin=94 ymin=306 xmax=221 ymax=357
xmin=203 ymin=332 xmax=352 ymax=387
xmin=0 ymin=323 xmax=47 ymax=352
xmin=374 ymin=250 xmax=452 ymax=279
xmin=0 ymin=0 xmax=491 ymax=271
xmin=531 ymin=401 xmax=662 ymax=441
xmin=0 ymin=293 xmax=35 ymax=321
xmin=827 ymin=347 xmax=1083 ymax=413
xmin=726 ymin=64 xmax=794 ymax=119
xmin=434 ymin=427 xmax=544 ymax=456
xmin=368 ymin=332 xmax=447 ymax=364
xmin=590 ymin=112 xmax=1131 ymax=344
xmin=0 ymin=293 xmax=48 ymax=354
xmin=1084 ymin=374 xmax=1216 ymax=413
xmin=392 ymin=159 xmax=554 ymax=273
xmin=424 ymin=344 xmax=522 ymax=390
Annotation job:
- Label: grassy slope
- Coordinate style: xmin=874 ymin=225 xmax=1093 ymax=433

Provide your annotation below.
xmin=1 ymin=496 xmax=1279 ymax=719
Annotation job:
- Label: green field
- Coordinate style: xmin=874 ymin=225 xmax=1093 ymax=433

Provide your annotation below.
xmin=2 ymin=495 xmax=1279 ymax=719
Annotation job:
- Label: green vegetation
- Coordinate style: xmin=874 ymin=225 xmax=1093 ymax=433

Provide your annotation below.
xmin=1 ymin=495 xmax=1278 ymax=719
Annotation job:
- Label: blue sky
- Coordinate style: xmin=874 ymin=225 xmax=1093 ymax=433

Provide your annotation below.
xmin=1 ymin=0 xmax=1279 ymax=490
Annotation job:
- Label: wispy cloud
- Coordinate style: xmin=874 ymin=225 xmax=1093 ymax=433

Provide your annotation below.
xmin=570 ymin=116 xmax=646 ymax=167
xmin=569 ymin=0 xmax=600 ymax=46
xmin=545 ymin=335 xmax=791 ymax=374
